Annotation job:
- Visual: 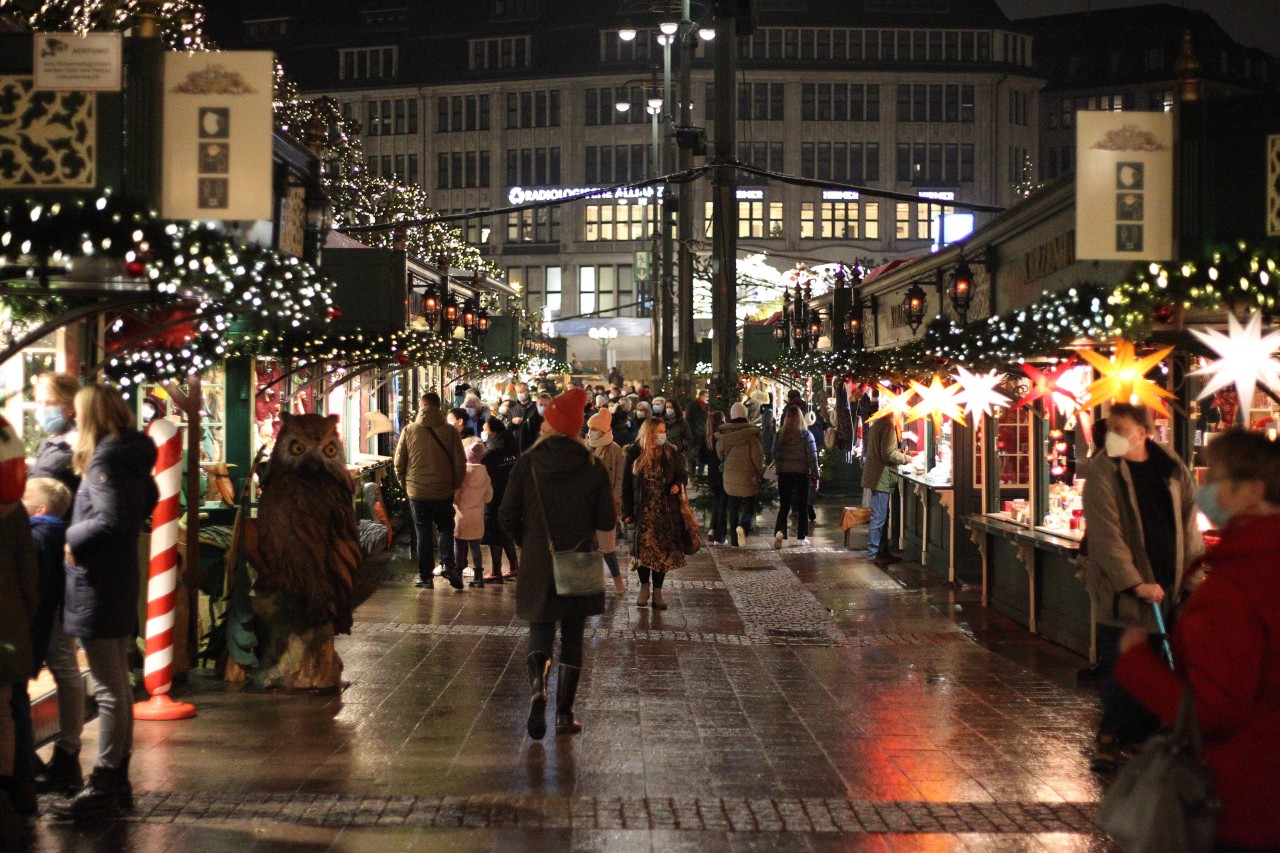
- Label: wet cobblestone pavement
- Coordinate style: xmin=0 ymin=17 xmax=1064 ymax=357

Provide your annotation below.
xmin=29 ymin=500 xmax=1117 ymax=852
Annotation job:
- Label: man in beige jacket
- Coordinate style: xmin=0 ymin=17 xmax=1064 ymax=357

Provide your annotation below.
xmin=1081 ymin=402 xmax=1202 ymax=771
xmin=395 ymin=392 xmax=467 ymax=590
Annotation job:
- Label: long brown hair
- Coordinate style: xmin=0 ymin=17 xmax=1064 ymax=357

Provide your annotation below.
xmin=706 ymin=411 xmax=726 ymax=449
xmin=633 ymin=417 xmax=668 ymax=475
xmin=72 ymin=384 xmax=135 ymax=475
xmin=775 ymin=404 xmax=806 ymax=446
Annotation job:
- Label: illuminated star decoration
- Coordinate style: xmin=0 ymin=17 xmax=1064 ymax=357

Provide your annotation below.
xmin=1190 ymin=312 xmax=1280 ymax=419
xmin=865 ymin=384 xmax=917 ymax=424
xmin=906 ymin=375 xmax=967 ymax=431
xmin=1015 ymin=357 xmax=1083 ymax=424
xmin=1078 ymin=339 xmax=1177 ymax=416
xmin=952 ymin=366 xmax=1011 ymax=421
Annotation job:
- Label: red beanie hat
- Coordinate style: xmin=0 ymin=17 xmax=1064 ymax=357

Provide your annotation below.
xmin=544 ymin=386 xmax=589 ymax=437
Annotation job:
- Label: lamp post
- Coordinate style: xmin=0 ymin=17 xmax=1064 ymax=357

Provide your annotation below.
xmin=588 ymin=325 xmax=619 ymax=372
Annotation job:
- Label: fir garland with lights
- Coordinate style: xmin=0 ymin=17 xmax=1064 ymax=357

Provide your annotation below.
xmin=223 ymin=327 xmax=482 ymax=374
xmin=7 ymin=0 xmax=208 ymax=49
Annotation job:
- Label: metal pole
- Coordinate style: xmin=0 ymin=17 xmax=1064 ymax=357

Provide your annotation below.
xmin=676 ymin=0 xmax=695 ymax=390
xmin=660 ymin=39 xmax=676 ymax=382
xmin=711 ymin=6 xmax=738 ymax=401
xmin=650 ymin=108 xmax=661 ymax=380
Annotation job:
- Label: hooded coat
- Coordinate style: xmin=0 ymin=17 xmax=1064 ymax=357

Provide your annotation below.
xmin=716 ymin=421 xmax=764 ymax=498
xmin=453 ymin=462 xmax=493 ymax=541
xmin=1116 ymin=512 xmax=1280 ymax=850
xmin=500 ymin=435 xmax=615 ymax=622
xmin=64 ymin=429 xmax=159 ymax=638
xmin=394 ymin=407 xmax=466 ymax=501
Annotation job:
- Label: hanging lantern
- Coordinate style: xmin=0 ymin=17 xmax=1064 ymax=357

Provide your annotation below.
xmin=848 ymin=295 xmax=865 ymax=350
xmin=903 ymin=282 xmax=927 ymax=333
xmin=443 ymin=291 xmax=460 ymax=327
xmin=422 ymin=286 xmax=441 ymax=324
xmin=807 ymin=308 xmax=822 ymax=347
xmin=948 ymin=261 xmax=973 ymax=320
xmin=462 ymin=298 xmax=478 ymax=330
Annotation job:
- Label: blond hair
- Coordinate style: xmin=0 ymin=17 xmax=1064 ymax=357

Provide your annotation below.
xmin=632 ymin=417 xmax=668 ymax=475
xmin=73 ymin=384 xmax=135 ymax=475
xmin=24 ymin=477 xmax=72 ymax=517
xmin=37 ymin=372 xmax=80 ymax=405
xmin=775 ymin=404 xmax=807 ymax=446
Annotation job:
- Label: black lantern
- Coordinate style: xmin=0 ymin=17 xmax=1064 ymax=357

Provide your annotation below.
xmin=462 ymin=298 xmax=478 ymax=330
xmin=422 ymin=286 xmax=441 ymax=325
xmin=773 ymin=318 xmax=787 ymax=342
xmin=948 ymin=260 xmax=974 ymax=321
xmin=807 ymin=308 xmax=823 ymax=347
xmin=475 ymin=307 xmax=490 ymax=342
xmin=443 ymin=292 xmax=460 ymax=329
xmin=848 ymin=295 xmax=865 ymax=350
xmin=903 ymin=282 xmax=927 ymax=333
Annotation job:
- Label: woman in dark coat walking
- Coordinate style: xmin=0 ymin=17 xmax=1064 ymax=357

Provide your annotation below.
xmin=480 ymin=417 xmax=520 ymax=583
xmin=50 ymin=385 xmax=158 ymax=820
xmin=622 ymin=418 xmax=687 ymax=611
xmin=500 ymin=387 xmax=616 ymax=740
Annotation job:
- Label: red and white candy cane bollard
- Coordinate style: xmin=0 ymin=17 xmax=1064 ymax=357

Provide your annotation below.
xmin=133 ymin=417 xmax=197 ymax=721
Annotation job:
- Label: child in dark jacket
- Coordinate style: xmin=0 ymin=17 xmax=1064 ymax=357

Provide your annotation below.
xmin=23 ymin=478 xmax=72 ymax=673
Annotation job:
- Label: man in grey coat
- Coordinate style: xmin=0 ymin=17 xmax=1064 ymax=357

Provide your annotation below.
xmin=860 ymin=406 xmax=910 ymax=566
xmin=394 ymin=392 xmax=467 ymax=590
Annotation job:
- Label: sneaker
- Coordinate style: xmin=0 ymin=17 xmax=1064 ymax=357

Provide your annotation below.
xmin=736 ymin=525 xmax=747 ymax=545
xmin=414 ymin=578 xmax=434 ymax=589
xmin=794 ymin=538 xmax=811 ymax=547
xmin=773 ymin=532 xmax=783 ymax=550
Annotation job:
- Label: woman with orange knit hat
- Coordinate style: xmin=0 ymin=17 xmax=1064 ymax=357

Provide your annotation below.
xmin=586 ymin=407 xmax=627 ymax=594
xmin=499 ymin=386 xmax=616 ymax=739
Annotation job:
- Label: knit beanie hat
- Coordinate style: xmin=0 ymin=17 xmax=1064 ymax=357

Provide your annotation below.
xmin=544 ymin=386 xmax=589 ymax=437
xmin=586 ymin=408 xmax=613 ymax=435
xmin=729 ymin=402 xmax=748 ymax=420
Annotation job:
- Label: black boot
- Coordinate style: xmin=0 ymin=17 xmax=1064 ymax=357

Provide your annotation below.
xmin=526 ymin=652 xmax=551 ymax=740
xmin=118 ymin=753 xmax=133 ymax=811
xmin=49 ymin=765 xmax=130 ymax=820
xmin=554 ymin=664 xmax=583 ymax=734
xmin=34 ymin=746 xmax=82 ymax=794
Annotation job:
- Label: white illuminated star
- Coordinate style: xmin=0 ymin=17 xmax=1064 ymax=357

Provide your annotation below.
xmin=953 ymin=366 xmax=1011 ymax=421
xmin=1190 ymin=312 xmax=1280 ymax=414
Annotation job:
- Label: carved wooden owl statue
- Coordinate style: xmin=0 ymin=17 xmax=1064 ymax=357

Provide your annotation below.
xmin=252 ymin=412 xmax=359 ymax=634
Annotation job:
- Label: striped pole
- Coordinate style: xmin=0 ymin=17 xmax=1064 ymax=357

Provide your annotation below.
xmin=134 ymin=417 xmax=196 ymax=721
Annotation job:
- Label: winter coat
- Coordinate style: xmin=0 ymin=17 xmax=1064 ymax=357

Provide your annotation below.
xmin=716 ymin=421 xmax=763 ymax=498
xmin=773 ymin=428 xmax=819 ymax=479
xmin=686 ymin=400 xmax=708 ymax=444
xmin=665 ymin=416 xmax=695 ymax=460
xmin=30 ymin=428 xmax=80 ymax=500
xmin=592 ymin=438 xmax=626 ymax=513
xmin=621 ymin=444 xmax=688 ymax=559
xmin=28 ymin=513 xmax=66 ymax=674
xmin=0 ymin=503 xmax=38 ymax=683
xmin=64 ymin=429 xmax=159 ymax=639
xmin=610 ymin=408 xmax=634 ymax=447
xmin=861 ymin=417 xmax=910 ymax=493
xmin=1080 ymin=441 xmax=1202 ymax=631
xmin=1116 ymin=512 xmax=1280 ymax=850
xmin=394 ymin=408 xmax=466 ymax=501
xmin=453 ymin=463 xmax=493 ymax=541
xmin=481 ymin=433 xmax=520 ymax=544
xmin=500 ymin=435 xmax=615 ymax=622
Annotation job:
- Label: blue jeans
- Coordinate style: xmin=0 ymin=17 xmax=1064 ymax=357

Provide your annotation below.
xmin=866 ymin=490 xmax=892 ymax=558
xmin=410 ymin=498 xmax=456 ymax=581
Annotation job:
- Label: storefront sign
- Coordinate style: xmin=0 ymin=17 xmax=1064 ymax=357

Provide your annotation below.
xmin=33 ymin=33 xmax=122 ymax=92
xmin=823 ymin=190 xmax=860 ymax=200
xmin=736 ymin=189 xmax=764 ymax=200
xmin=1076 ymin=111 xmax=1173 ymax=261
xmin=918 ymin=190 xmax=955 ymax=201
xmin=162 ymin=52 xmax=273 ymax=221
xmin=507 ymin=185 xmax=663 ymax=205
xmin=1267 ymin=134 xmax=1280 ymax=237
xmin=1007 ymin=230 xmax=1076 ymax=303
xmin=0 ymin=76 xmax=96 ymax=188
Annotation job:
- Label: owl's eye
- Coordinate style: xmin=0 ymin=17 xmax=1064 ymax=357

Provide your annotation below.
xmin=323 ymin=444 xmax=339 ymax=457
xmin=289 ymin=441 xmax=304 ymax=455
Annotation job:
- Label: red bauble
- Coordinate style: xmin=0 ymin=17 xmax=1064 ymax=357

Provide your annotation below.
xmin=327 ymin=306 xmax=343 ymax=320
xmin=395 ymin=352 xmax=409 ymax=364
xmin=124 ymin=259 xmax=147 ymax=278
xmin=1152 ymin=303 xmax=1174 ymax=324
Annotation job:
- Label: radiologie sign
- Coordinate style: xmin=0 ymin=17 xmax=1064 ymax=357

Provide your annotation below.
xmin=1075 ymin=111 xmax=1174 ymax=261
xmin=162 ymin=52 xmax=273 ymax=221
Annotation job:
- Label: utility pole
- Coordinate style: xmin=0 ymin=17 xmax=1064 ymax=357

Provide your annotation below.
xmin=659 ymin=34 xmax=675 ymax=384
xmin=710 ymin=0 xmax=742 ymax=403
xmin=675 ymin=0 xmax=695 ymax=394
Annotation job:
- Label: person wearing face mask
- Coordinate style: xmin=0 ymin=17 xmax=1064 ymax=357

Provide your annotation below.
xmin=1080 ymin=402 xmax=1202 ymax=773
xmin=621 ymin=418 xmax=687 ymax=609
xmin=30 ymin=373 xmax=82 ymax=497
xmin=586 ymin=409 xmax=627 ymax=595
xmin=663 ymin=400 xmax=694 ymax=464
xmin=480 ymin=418 xmax=520 ymax=583
xmin=519 ymin=392 xmax=552 ymax=451
xmin=1115 ymin=429 xmax=1280 ymax=853
xmin=629 ymin=400 xmax=652 ymax=439
xmin=611 ymin=398 xmax=634 ymax=447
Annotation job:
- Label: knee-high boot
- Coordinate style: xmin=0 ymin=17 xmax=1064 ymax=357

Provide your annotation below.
xmin=555 ymin=664 xmax=583 ymax=734
xmin=526 ymin=652 xmax=551 ymax=740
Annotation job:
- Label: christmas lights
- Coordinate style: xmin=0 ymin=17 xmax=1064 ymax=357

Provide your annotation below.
xmin=906 ymin=374 xmax=966 ymax=430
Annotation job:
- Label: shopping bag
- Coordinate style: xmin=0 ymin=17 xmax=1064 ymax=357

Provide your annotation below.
xmin=679 ymin=487 xmax=702 ymax=555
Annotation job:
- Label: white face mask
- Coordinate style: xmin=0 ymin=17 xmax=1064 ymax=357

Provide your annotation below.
xmin=536 ymin=404 xmax=546 ymax=415
xmin=655 ymin=434 xmax=667 ymax=446
xmin=517 ymin=393 xmax=529 ymax=402
xmin=1105 ymin=431 xmax=1136 ymax=458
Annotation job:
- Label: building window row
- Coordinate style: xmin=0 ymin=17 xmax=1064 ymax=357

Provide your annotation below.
xmin=896 ymin=84 xmax=975 ymax=123
xmin=583 ymin=203 xmax=658 ymax=242
xmin=507 ymin=89 xmax=561 ymax=128
xmin=800 ymin=142 xmax=880 ymax=183
xmin=506 ymin=147 xmax=561 ymax=186
xmin=800 ymin=201 xmax=880 ymax=240
xmin=1043 ymin=145 xmax=1074 ymax=181
xmin=895 ymin=201 xmax=954 ymax=241
xmin=741 ymin=27 xmax=1000 ymax=65
xmin=801 ymin=83 xmax=880 ymax=122
xmin=737 ymin=142 xmax=785 ymax=177
xmin=704 ymin=200 xmax=785 ymax=239
xmin=1009 ymin=89 xmax=1031 ymax=126
xmin=584 ymin=86 xmax=650 ymax=126
xmin=361 ymin=7 xmax=408 ymax=29
xmin=895 ymin=142 xmax=975 ymax=184
xmin=508 ymin=265 xmax=563 ymax=312
xmin=506 ymin=207 xmax=561 ymax=244
xmin=366 ymin=98 xmax=419 ymax=136
xmin=470 ymin=36 xmax=531 ymax=70
xmin=437 ymin=151 xmax=491 ymax=189
xmin=366 ymin=153 xmax=418 ymax=184
xmin=340 ymin=46 xmax=397 ymax=81
xmin=584 ymin=144 xmax=649 ymax=184
xmin=437 ymin=95 xmax=491 ymax=133
xmin=704 ymin=82 xmax=785 ymax=121
xmin=444 ymin=209 xmax=492 ymax=244
xmin=579 ymin=264 xmax=634 ymax=316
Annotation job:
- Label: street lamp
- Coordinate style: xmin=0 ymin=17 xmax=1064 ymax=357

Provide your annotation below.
xmin=618 ymin=20 xmax=637 ymax=41
xmin=588 ymin=325 xmax=619 ymax=369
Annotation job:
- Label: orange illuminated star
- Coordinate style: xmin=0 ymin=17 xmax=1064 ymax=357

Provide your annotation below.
xmin=865 ymin=383 xmax=917 ymax=424
xmin=1078 ymin=339 xmax=1176 ymax=415
xmin=906 ymin=374 xmax=967 ymax=430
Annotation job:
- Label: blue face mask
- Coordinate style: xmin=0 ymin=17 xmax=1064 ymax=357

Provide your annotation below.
xmin=36 ymin=405 xmax=66 ymax=434
xmin=1194 ymin=482 xmax=1232 ymax=529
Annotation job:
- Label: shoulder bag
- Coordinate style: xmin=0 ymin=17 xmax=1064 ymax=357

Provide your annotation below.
xmin=1094 ymin=604 xmax=1218 ymax=853
xmin=530 ymin=463 xmax=605 ymax=597
xmin=678 ymin=486 xmax=702 ymax=555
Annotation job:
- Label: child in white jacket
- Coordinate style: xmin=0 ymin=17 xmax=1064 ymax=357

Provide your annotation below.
xmin=455 ymin=438 xmax=493 ymax=587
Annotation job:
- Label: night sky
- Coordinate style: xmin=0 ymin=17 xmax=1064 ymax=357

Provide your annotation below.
xmin=996 ymin=0 xmax=1280 ymax=59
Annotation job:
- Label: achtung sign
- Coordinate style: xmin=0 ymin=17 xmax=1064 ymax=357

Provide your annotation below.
xmin=162 ymin=52 xmax=273 ymax=221
xmin=33 ymin=33 xmax=122 ymax=91
xmin=1075 ymin=111 xmax=1174 ymax=261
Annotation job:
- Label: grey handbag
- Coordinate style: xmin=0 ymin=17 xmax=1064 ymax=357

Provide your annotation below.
xmin=531 ymin=464 xmax=605 ymax=597
xmin=1094 ymin=604 xmax=1218 ymax=853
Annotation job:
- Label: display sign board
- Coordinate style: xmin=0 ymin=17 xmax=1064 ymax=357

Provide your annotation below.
xmin=33 ymin=32 xmax=122 ymax=91
xmin=633 ymin=250 xmax=652 ymax=284
xmin=1075 ymin=111 xmax=1174 ymax=261
xmin=162 ymin=52 xmax=273 ymax=221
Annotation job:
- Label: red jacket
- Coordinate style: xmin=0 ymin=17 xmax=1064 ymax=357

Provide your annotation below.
xmin=1116 ymin=512 xmax=1280 ymax=850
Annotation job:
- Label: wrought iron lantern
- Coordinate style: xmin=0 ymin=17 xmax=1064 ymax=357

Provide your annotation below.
xmin=903 ymin=281 xmax=927 ymax=333
xmin=948 ymin=260 xmax=974 ymax=321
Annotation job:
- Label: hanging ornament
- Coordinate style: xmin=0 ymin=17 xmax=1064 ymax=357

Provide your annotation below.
xmin=953 ymin=366 xmax=1011 ymax=420
xmin=865 ymin=384 xmax=917 ymax=424
xmin=906 ymin=375 xmax=967 ymax=430
xmin=1079 ymin=340 xmax=1176 ymax=415
xmin=1015 ymin=357 xmax=1082 ymax=422
xmin=1189 ymin=312 xmax=1280 ymax=416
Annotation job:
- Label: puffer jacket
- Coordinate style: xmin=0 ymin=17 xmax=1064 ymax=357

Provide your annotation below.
xmin=860 ymin=416 xmax=909 ymax=492
xmin=0 ymin=502 xmax=38 ymax=682
xmin=64 ymin=429 xmax=159 ymax=639
xmin=1080 ymin=441 xmax=1202 ymax=630
xmin=453 ymin=462 xmax=493 ymax=540
xmin=772 ymin=428 xmax=819 ymax=478
xmin=716 ymin=420 xmax=763 ymax=498
xmin=30 ymin=428 xmax=80 ymax=498
xmin=394 ymin=408 xmax=466 ymax=501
